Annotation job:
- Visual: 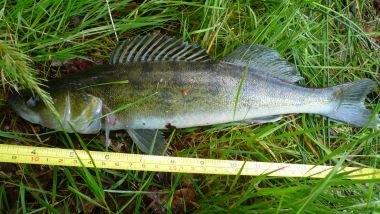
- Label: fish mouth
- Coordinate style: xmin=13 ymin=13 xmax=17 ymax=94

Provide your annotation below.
xmin=8 ymin=91 xmax=41 ymax=124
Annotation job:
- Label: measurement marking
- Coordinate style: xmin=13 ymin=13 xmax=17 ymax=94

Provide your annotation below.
xmin=0 ymin=144 xmax=378 ymax=180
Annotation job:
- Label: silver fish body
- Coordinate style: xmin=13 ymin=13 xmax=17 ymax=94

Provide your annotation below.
xmin=54 ymin=62 xmax=335 ymax=130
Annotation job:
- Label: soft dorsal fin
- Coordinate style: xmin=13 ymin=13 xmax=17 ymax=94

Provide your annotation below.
xmin=222 ymin=45 xmax=303 ymax=83
xmin=110 ymin=35 xmax=210 ymax=64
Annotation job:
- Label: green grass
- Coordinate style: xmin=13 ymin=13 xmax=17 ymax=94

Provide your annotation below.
xmin=1 ymin=0 xmax=380 ymax=213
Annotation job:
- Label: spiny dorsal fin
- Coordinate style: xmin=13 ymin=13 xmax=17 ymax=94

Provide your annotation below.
xmin=110 ymin=35 xmax=210 ymax=64
xmin=222 ymin=45 xmax=303 ymax=83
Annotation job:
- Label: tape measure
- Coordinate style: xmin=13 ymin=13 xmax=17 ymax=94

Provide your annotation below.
xmin=0 ymin=144 xmax=379 ymax=180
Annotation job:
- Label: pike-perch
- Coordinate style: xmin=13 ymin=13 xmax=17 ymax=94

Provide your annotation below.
xmin=8 ymin=35 xmax=380 ymax=154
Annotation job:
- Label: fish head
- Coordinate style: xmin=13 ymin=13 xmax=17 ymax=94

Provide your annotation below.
xmin=8 ymin=90 xmax=103 ymax=133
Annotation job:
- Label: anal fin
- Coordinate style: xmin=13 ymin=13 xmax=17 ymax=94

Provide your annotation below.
xmin=126 ymin=129 xmax=167 ymax=155
xmin=245 ymin=115 xmax=283 ymax=124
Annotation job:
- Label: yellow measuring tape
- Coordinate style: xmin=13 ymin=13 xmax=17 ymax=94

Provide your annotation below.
xmin=0 ymin=144 xmax=379 ymax=180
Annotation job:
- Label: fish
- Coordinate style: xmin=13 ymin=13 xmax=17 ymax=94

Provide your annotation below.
xmin=8 ymin=35 xmax=380 ymax=154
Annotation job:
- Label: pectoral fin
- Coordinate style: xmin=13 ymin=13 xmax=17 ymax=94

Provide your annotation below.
xmin=104 ymin=114 xmax=111 ymax=151
xmin=67 ymin=93 xmax=103 ymax=134
xmin=246 ymin=115 xmax=283 ymax=124
xmin=126 ymin=129 xmax=167 ymax=155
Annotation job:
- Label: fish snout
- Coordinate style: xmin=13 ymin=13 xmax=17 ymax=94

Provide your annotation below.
xmin=8 ymin=91 xmax=41 ymax=124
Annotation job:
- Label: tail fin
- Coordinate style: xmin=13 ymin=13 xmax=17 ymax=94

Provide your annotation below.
xmin=324 ymin=79 xmax=379 ymax=128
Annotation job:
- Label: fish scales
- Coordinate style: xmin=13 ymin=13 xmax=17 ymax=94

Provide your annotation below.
xmin=47 ymin=61 xmax=334 ymax=130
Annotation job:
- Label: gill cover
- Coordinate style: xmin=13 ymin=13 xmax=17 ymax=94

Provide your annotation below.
xmin=39 ymin=92 xmax=103 ymax=134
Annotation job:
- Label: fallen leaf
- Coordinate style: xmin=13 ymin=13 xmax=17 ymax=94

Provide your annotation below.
xmin=363 ymin=25 xmax=380 ymax=44
xmin=374 ymin=0 xmax=380 ymax=13
xmin=171 ymin=188 xmax=196 ymax=213
xmin=63 ymin=58 xmax=96 ymax=73
xmin=145 ymin=190 xmax=167 ymax=214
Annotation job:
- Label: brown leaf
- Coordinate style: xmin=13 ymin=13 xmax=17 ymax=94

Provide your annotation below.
xmin=69 ymin=16 xmax=84 ymax=28
xmin=145 ymin=190 xmax=167 ymax=214
xmin=81 ymin=199 xmax=95 ymax=214
xmin=171 ymin=188 xmax=196 ymax=213
xmin=126 ymin=2 xmax=138 ymax=10
xmin=363 ymin=25 xmax=380 ymax=44
xmin=374 ymin=0 xmax=380 ymax=13
xmin=63 ymin=58 xmax=96 ymax=73
xmin=0 ymin=163 xmax=17 ymax=174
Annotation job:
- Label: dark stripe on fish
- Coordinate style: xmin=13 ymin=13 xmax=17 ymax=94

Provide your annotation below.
xmin=141 ymin=61 xmax=153 ymax=76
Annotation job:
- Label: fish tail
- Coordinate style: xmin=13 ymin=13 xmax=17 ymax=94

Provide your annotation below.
xmin=324 ymin=79 xmax=379 ymax=128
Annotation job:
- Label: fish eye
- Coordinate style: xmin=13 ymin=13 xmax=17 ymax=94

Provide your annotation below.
xmin=26 ymin=96 xmax=40 ymax=108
